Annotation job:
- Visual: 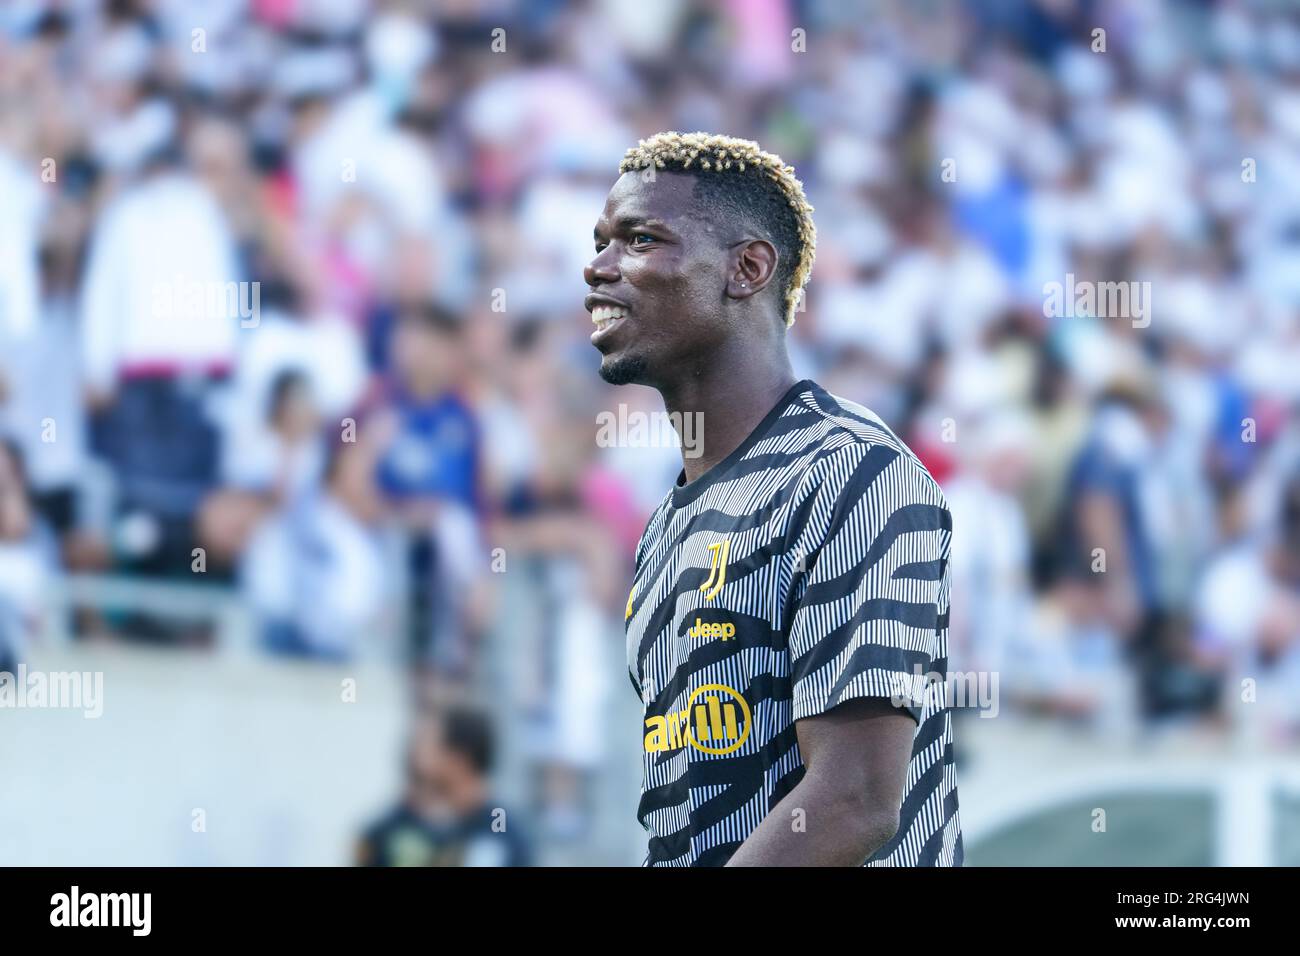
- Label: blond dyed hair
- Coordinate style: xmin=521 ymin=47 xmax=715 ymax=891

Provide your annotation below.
xmin=618 ymin=131 xmax=816 ymax=327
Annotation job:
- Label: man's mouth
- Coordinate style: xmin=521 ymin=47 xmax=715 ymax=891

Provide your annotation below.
xmin=591 ymin=304 xmax=630 ymax=335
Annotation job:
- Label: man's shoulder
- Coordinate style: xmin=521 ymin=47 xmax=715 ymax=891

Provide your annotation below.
xmin=796 ymin=382 xmax=946 ymax=507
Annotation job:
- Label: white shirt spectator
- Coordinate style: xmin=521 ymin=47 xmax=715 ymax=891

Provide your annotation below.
xmin=0 ymin=297 xmax=86 ymax=494
xmin=242 ymin=490 xmax=386 ymax=658
xmin=0 ymin=149 xmax=44 ymax=340
xmin=1195 ymin=545 xmax=1272 ymax=652
xmin=219 ymin=308 xmax=365 ymax=486
xmin=80 ymin=171 xmax=241 ymax=391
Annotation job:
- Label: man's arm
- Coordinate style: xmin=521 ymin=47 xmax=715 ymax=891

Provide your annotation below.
xmin=725 ymin=697 xmax=913 ymax=866
xmin=725 ymin=442 xmax=945 ymax=866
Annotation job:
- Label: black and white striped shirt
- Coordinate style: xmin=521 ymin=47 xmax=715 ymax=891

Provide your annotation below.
xmin=625 ymin=379 xmax=963 ymax=866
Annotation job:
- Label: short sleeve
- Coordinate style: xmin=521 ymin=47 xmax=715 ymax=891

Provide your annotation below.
xmin=785 ymin=442 xmax=951 ymax=724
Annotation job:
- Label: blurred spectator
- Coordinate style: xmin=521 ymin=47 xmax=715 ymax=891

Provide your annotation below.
xmin=0 ymin=440 xmax=57 ymax=673
xmin=231 ymin=367 xmax=326 ymax=499
xmin=373 ymin=303 xmax=479 ymax=513
xmin=1057 ymin=379 xmax=1169 ymax=698
xmin=485 ymin=359 xmax=621 ymax=839
xmin=241 ymin=442 xmax=387 ymax=661
xmin=0 ymin=194 xmax=88 ymax=555
xmin=0 ymin=144 xmax=43 ymax=341
xmin=221 ymin=289 xmax=368 ymax=468
xmin=367 ymin=302 xmax=485 ymax=675
xmin=198 ymin=367 xmax=325 ymax=570
xmin=80 ymin=141 xmax=241 ymax=573
xmin=357 ymin=703 xmax=532 ymax=867
xmin=947 ymin=410 xmax=1035 ymax=687
xmin=1196 ymin=474 xmax=1300 ymax=739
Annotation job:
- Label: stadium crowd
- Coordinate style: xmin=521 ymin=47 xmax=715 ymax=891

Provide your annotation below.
xmin=1 ymin=0 xmax=1299 ymax=857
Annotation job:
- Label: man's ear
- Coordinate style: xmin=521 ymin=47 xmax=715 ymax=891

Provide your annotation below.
xmin=726 ymin=238 xmax=778 ymax=301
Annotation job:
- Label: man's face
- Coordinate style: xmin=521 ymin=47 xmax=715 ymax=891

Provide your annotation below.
xmin=584 ymin=170 xmax=735 ymax=387
xmin=406 ymin=719 xmax=457 ymax=819
xmin=391 ymin=316 xmax=458 ymax=395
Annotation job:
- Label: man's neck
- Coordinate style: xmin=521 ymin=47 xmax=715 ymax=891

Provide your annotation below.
xmin=659 ymin=351 xmax=797 ymax=485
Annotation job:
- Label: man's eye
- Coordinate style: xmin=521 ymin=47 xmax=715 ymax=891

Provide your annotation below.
xmin=631 ymin=233 xmax=656 ymax=246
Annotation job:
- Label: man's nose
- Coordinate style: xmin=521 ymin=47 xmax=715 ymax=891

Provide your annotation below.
xmin=584 ymin=247 xmax=619 ymax=287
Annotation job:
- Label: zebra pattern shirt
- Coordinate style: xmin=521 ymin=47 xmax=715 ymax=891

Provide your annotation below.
xmin=625 ymin=379 xmax=963 ymax=866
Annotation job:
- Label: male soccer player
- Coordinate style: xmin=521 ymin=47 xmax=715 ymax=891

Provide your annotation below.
xmin=585 ymin=132 xmax=962 ymax=866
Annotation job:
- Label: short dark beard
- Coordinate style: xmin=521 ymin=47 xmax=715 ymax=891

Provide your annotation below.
xmin=598 ymin=354 xmax=649 ymax=386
